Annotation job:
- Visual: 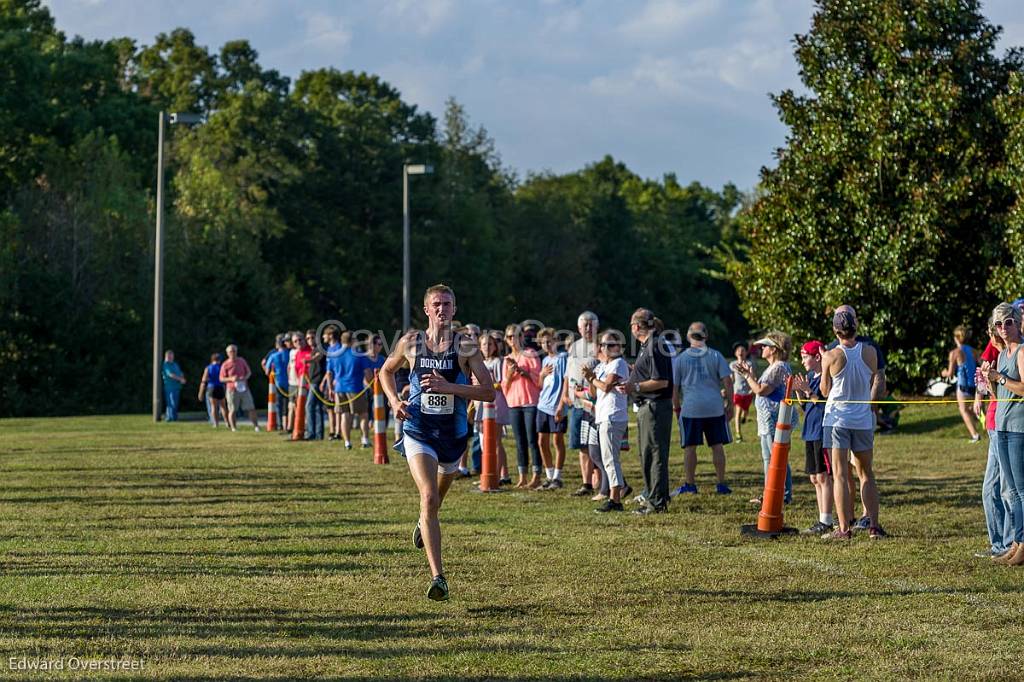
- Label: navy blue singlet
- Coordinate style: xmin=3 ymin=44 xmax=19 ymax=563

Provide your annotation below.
xmin=398 ymin=332 xmax=469 ymax=463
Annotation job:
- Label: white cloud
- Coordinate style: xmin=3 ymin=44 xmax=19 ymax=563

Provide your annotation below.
xmin=301 ymin=11 xmax=352 ymax=54
xmin=384 ymin=0 xmax=455 ymax=36
xmin=620 ymin=0 xmax=719 ymax=42
xmin=694 ymin=41 xmax=791 ymax=93
xmin=541 ymin=7 xmax=582 ymax=35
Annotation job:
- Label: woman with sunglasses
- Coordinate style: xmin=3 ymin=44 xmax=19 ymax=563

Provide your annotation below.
xmin=582 ymin=332 xmax=630 ymax=512
xmin=735 ymin=331 xmax=796 ymax=505
xmin=985 ymin=302 xmax=1024 ymax=565
xmin=502 ymin=324 xmax=543 ymax=488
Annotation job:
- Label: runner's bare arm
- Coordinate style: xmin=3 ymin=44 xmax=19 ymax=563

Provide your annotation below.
xmin=941 ymin=349 xmax=957 ymax=379
xmin=460 ymin=348 xmax=497 ymax=403
xmin=870 ymin=367 xmax=886 ymax=402
xmin=381 ymin=332 xmax=413 ymax=414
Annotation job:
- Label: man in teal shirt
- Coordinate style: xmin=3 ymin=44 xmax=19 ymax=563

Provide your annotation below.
xmin=162 ymin=350 xmax=186 ymax=421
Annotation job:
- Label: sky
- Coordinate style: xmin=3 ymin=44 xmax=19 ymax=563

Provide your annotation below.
xmin=45 ymin=0 xmax=1024 ymax=190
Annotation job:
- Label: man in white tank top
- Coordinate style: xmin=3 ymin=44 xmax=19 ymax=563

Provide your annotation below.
xmin=821 ymin=308 xmax=884 ymax=540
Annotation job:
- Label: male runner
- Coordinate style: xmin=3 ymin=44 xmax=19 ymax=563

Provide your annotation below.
xmin=821 ymin=308 xmax=885 ymax=539
xmin=379 ymin=284 xmax=494 ymax=601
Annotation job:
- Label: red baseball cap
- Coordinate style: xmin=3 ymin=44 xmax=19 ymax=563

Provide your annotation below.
xmin=801 ymin=340 xmax=825 ymax=357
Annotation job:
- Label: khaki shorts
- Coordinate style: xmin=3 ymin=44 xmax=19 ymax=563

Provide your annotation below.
xmin=228 ymin=387 xmax=255 ymax=413
xmin=335 ymin=390 xmax=368 ymax=415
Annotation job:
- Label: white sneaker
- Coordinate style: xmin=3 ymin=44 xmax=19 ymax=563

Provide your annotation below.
xmin=969 ymin=434 xmax=981 ymax=443
xmin=231 ymin=427 xmax=237 ymax=432
xmin=254 ymin=426 xmax=261 ymax=432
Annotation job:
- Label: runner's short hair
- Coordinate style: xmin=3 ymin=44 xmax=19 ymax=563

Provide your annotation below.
xmin=953 ymin=325 xmax=970 ymax=344
xmin=423 ymin=284 xmax=456 ymax=305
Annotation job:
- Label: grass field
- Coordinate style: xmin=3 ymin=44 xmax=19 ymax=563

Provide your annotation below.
xmin=0 ymin=405 xmax=1020 ymax=680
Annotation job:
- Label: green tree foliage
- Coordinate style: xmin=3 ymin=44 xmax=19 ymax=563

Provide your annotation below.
xmin=993 ymin=72 xmax=1024 ymax=302
xmin=728 ymin=0 xmax=1022 ymax=387
xmin=1 ymin=1 xmax=744 ymax=417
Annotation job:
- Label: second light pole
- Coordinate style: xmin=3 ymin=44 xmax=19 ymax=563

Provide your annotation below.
xmin=402 ymin=162 xmax=433 ymax=332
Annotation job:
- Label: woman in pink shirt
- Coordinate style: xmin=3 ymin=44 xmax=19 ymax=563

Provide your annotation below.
xmin=502 ymin=324 xmax=543 ymax=488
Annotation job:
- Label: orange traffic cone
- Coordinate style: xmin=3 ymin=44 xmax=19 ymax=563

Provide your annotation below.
xmin=266 ymin=369 xmax=278 ymax=432
xmin=479 ymin=401 xmax=499 ymax=492
xmin=741 ymin=375 xmax=798 ymax=538
xmin=291 ymin=378 xmax=306 ymax=441
xmin=372 ymin=371 xmax=389 ymax=464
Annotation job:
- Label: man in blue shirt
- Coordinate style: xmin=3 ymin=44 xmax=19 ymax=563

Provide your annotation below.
xmin=536 ymin=327 xmax=569 ymax=489
xmin=793 ymin=340 xmax=833 ymax=535
xmin=327 ymin=331 xmax=373 ymax=449
xmin=670 ymin=322 xmax=734 ymax=497
xmin=264 ymin=335 xmax=290 ymax=432
xmin=323 ymin=327 xmax=345 ymax=441
xmin=161 ymin=350 xmax=186 ymax=422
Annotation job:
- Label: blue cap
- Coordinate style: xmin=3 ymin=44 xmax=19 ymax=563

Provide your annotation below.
xmin=833 ymin=310 xmax=857 ymax=334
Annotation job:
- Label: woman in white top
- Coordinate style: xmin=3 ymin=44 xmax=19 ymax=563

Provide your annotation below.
xmin=582 ymin=331 xmax=630 ymax=513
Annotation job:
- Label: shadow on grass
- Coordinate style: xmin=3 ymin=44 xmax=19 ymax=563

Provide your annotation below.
xmin=0 ymin=492 xmax=393 ymax=506
xmin=0 ymin=559 xmax=366 ymax=578
xmin=0 ymin=605 xmax=743 ymax=679
xmin=0 ymin=606 xmax=572 ymax=661
xmin=893 ymin=414 xmax=962 ymax=436
xmin=883 ymin=476 xmax=981 ymax=511
xmin=165 ymin=673 xmax=749 ymax=681
xmin=672 ymin=585 xmax=1022 ymax=603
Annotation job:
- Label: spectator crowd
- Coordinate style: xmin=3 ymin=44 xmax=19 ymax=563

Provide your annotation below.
xmin=159 ymin=297 xmax=1024 ymax=552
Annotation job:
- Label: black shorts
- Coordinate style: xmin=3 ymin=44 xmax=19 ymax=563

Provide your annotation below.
xmin=805 ymin=440 xmax=831 ymax=476
xmin=210 ymin=385 xmax=225 ymax=400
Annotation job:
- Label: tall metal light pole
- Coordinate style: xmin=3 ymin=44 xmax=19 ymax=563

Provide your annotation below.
xmin=402 ymin=162 xmax=434 ymax=332
xmin=153 ymin=111 xmax=203 ymax=422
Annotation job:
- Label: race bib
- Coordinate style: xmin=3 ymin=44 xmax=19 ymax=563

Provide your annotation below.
xmin=421 ymin=392 xmax=454 ymax=415
xmin=236 ymin=380 xmax=248 ymax=393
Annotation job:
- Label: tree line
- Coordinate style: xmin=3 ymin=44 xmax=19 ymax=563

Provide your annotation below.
xmin=0 ymin=0 xmax=743 ymax=417
xmin=6 ymin=0 xmax=1024 ymax=418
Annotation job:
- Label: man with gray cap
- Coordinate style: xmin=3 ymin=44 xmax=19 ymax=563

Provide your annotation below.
xmin=564 ymin=311 xmax=600 ymax=495
xmin=821 ymin=307 xmax=884 ymax=540
xmin=671 ymin=322 xmax=734 ymax=496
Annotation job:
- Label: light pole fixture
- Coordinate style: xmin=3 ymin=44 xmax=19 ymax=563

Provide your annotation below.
xmin=402 ymin=162 xmax=434 ymax=332
xmin=153 ymin=110 xmax=203 ymax=422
